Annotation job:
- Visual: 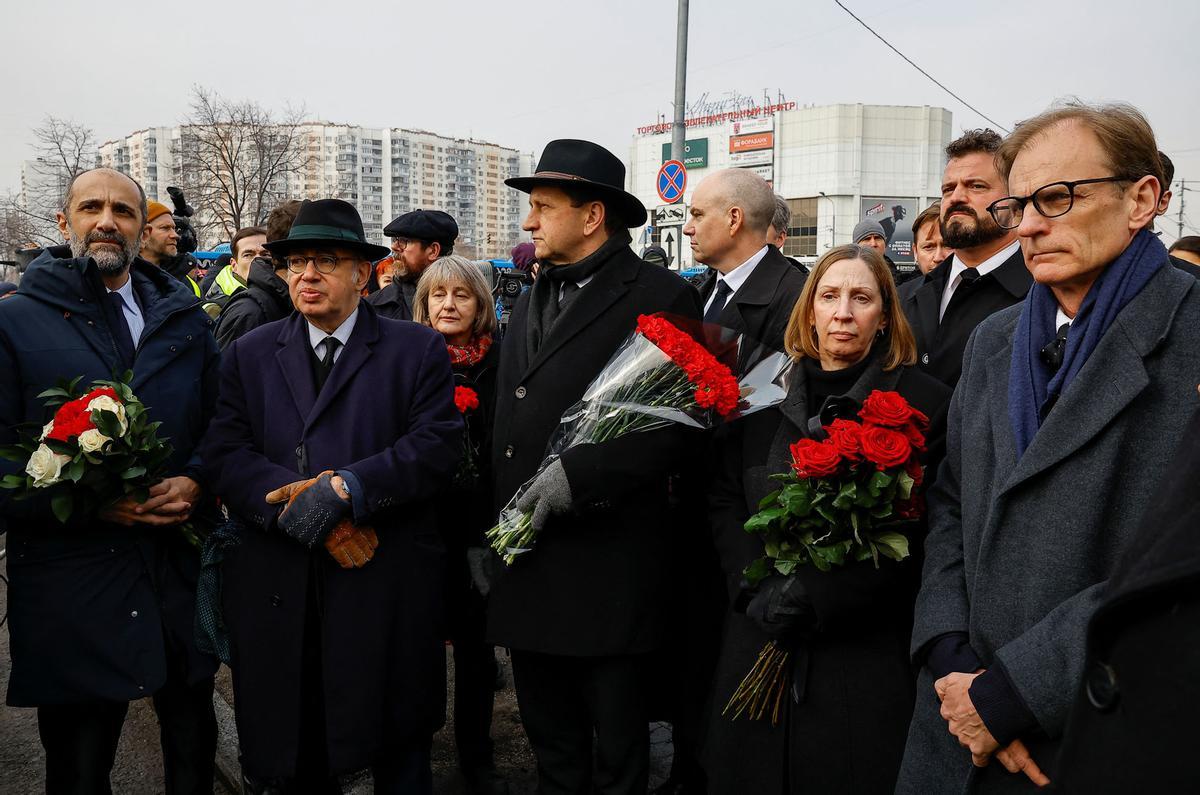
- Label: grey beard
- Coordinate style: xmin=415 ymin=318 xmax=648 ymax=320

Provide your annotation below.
xmin=70 ymin=232 xmax=140 ymax=275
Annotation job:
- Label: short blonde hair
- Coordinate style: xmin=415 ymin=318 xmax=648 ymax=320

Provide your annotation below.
xmin=783 ymin=244 xmax=917 ymax=371
xmin=413 ymin=255 xmax=497 ymax=338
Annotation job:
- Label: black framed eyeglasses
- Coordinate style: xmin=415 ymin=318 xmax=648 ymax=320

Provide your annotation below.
xmin=284 ymin=254 xmax=354 ymax=274
xmin=987 ymin=177 xmax=1127 ymax=230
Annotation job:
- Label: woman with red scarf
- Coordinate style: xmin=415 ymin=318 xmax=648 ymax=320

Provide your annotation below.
xmin=413 ymin=254 xmax=506 ymax=795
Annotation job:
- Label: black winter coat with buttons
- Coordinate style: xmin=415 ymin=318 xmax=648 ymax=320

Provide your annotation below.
xmin=1056 ymin=406 xmax=1200 ymax=793
xmin=486 ymin=243 xmax=702 ymax=656
xmin=0 ymin=246 xmax=221 ymax=706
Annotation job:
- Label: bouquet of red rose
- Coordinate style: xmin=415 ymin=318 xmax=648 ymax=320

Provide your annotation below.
xmin=0 ymin=374 xmax=197 ymax=544
xmin=487 ymin=313 xmax=791 ymax=564
xmin=724 ymin=389 xmax=928 ymax=724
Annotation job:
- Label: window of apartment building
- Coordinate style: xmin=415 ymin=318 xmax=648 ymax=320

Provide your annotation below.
xmin=783 ymin=198 xmax=819 ymax=258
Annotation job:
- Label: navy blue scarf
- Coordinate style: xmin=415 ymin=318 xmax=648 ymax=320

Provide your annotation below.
xmin=1008 ymin=229 xmax=1168 ymax=458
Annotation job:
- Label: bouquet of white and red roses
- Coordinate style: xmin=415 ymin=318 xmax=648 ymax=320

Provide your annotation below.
xmin=725 ymin=389 xmax=929 ymax=724
xmin=487 ymin=313 xmax=791 ymax=565
xmin=0 ymin=374 xmax=197 ymax=543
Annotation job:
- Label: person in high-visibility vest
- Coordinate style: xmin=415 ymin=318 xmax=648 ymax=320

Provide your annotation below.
xmin=202 ymin=226 xmax=269 ymax=314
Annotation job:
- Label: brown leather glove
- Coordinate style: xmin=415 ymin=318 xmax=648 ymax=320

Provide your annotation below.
xmin=323 ymin=520 xmax=379 ymax=568
xmin=264 ymin=469 xmax=335 ymax=512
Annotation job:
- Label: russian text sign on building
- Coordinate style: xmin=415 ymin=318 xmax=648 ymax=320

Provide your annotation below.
xmin=660 ymin=139 xmax=708 ymax=169
xmin=657 ymin=160 xmax=687 ymax=205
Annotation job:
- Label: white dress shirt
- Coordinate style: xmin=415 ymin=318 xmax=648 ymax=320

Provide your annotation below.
xmin=106 ymin=276 xmax=145 ymax=343
xmin=704 ymin=245 xmax=769 ymax=315
xmin=306 ymin=307 xmax=359 ymax=364
xmin=938 ymin=240 xmax=1021 ymax=321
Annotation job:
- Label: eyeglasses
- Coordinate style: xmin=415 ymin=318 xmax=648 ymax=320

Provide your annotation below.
xmin=389 ymin=237 xmax=411 ymax=248
xmin=284 ymin=254 xmax=355 ymax=274
xmin=987 ymin=177 xmax=1127 ymax=229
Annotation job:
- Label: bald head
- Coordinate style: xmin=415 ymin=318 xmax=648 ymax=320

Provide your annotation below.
xmin=684 ymin=168 xmax=777 ymax=272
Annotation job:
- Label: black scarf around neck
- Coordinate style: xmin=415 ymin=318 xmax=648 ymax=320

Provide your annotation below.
xmin=525 ymin=230 xmax=631 ymax=361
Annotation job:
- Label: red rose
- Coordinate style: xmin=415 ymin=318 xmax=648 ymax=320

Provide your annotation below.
xmin=904 ymin=456 xmax=925 ymax=487
xmin=858 ymin=425 xmax=913 ymax=470
xmin=859 ymin=390 xmax=917 ymax=428
xmin=789 ymin=438 xmax=843 ymax=478
xmin=825 ymin=418 xmax=863 ymax=460
xmin=454 ymin=386 xmax=479 ymax=414
xmin=896 ymin=492 xmax=926 ymax=520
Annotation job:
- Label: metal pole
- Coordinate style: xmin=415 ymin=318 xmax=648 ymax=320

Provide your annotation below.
xmin=671 ymin=0 xmax=689 ymax=163
xmin=1178 ymin=179 xmax=1185 ymax=240
xmin=819 ymin=192 xmax=836 ymax=249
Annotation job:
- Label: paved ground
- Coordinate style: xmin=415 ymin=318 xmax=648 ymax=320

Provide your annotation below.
xmin=0 ymin=558 xmax=671 ymax=794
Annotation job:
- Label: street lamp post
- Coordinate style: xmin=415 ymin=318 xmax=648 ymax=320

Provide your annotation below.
xmin=818 ymin=191 xmax=836 ymax=250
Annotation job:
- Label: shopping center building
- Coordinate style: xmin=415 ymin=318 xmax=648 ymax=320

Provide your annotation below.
xmin=628 ymin=97 xmax=953 ymax=269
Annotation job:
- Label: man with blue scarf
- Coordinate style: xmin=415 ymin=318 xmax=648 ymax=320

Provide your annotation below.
xmin=898 ymin=102 xmax=1200 ymax=794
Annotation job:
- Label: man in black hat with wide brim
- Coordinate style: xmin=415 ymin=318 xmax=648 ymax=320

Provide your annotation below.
xmin=368 ymin=209 xmax=459 ymax=321
xmin=486 ymin=139 xmax=702 ymax=794
xmin=201 ymin=198 xmax=463 ymax=793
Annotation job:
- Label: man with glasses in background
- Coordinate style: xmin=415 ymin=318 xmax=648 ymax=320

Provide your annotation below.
xmin=368 ymin=209 xmax=459 ymax=321
xmin=900 ymin=129 xmax=1033 ymax=388
xmin=202 ymin=198 xmax=462 ymax=793
xmin=899 ymin=103 xmax=1200 ymax=793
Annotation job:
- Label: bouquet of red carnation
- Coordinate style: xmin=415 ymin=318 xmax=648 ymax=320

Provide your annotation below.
xmin=724 ymin=389 xmax=928 ymax=724
xmin=482 ymin=312 xmax=792 ymax=566
xmin=487 ymin=313 xmax=791 ymax=564
xmin=454 ymin=385 xmax=480 ymax=414
xmin=0 ymin=374 xmax=199 ymax=545
xmin=453 ymin=385 xmax=482 ymax=488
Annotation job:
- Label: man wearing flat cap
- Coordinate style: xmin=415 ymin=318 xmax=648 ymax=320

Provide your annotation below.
xmin=201 ymin=198 xmax=463 ymax=793
xmin=368 ymin=208 xmax=459 ymax=321
xmin=487 ymin=139 xmax=702 ymax=794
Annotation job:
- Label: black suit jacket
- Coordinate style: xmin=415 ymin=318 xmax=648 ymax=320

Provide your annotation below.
xmin=364 ymin=280 xmax=413 ymax=321
xmin=487 ymin=243 xmax=702 ymax=656
xmin=695 ymin=245 xmax=807 ymax=367
xmin=899 ymin=246 xmax=1032 ymax=388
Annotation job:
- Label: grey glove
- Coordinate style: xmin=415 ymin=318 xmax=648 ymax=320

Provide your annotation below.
xmin=467 ymin=546 xmax=495 ymax=597
xmin=515 ymin=458 xmax=573 ymax=532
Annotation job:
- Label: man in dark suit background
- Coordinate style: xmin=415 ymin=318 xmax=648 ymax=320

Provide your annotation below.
xmin=201 ymin=199 xmax=462 ymax=794
xmin=486 ymin=139 xmax=701 ymax=795
xmin=687 ymin=169 xmax=807 ymax=360
xmin=899 ymin=129 xmax=1033 ymax=388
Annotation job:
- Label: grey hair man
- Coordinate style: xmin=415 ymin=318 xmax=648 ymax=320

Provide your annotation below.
xmin=766 ymin=193 xmax=808 ymax=274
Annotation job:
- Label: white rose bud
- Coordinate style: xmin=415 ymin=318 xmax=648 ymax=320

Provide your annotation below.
xmin=86 ymin=395 xmax=128 ymax=436
xmin=26 ymin=444 xmax=70 ymax=488
xmin=77 ymin=428 xmax=112 ymax=453
xmin=39 ymin=421 xmax=55 ymax=441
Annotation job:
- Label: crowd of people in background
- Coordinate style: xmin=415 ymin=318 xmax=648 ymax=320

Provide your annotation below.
xmin=1 ymin=98 xmax=1199 ymax=795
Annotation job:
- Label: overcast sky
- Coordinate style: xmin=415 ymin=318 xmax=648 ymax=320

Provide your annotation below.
xmin=3 ymin=0 xmax=1197 ymax=233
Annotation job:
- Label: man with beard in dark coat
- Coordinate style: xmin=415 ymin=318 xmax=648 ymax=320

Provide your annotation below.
xmin=367 ymin=209 xmax=458 ymax=321
xmin=487 ymin=139 xmax=702 ymax=795
xmin=899 ymin=129 xmax=1033 ymax=388
xmin=213 ymin=200 xmax=299 ymax=349
xmin=0 ymin=167 xmax=220 ymax=793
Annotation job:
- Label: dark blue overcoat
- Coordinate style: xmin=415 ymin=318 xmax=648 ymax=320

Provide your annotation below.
xmin=0 ymin=246 xmax=220 ymax=706
xmin=200 ymin=301 xmax=461 ymax=777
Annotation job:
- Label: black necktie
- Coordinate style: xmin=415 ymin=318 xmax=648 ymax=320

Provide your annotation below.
xmin=106 ymin=292 xmax=136 ymax=369
xmin=704 ymin=280 xmax=733 ymax=324
xmin=944 ymin=267 xmax=981 ymax=318
xmin=558 ymin=281 xmax=581 ymax=312
xmin=315 ymin=337 xmax=341 ymax=391
xmin=1040 ymin=323 xmax=1071 ymax=373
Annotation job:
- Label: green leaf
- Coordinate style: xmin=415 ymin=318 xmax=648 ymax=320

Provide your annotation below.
xmin=50 ymin=491 xmax=74 ymax=524
xmin=763 ymin=540 xmax=780 ymax=558
xmin=872 ymin=531 xmax=911 ymax=561
xmin=65 ymin=459 xmax=86 ymax=483
xmin=0 ymin=445 xmax=29 ymax=462
xmin=832 ymin=481 xmax=857 ymax=510
xmin=36 ymin=387 xmax=72 ymax=400
xmin=774 ymin=558 xmax=800 ymax=576
xmin=92 ymin=410 xmax=123 ymax=440
xmin=44 ymin=438 xmax=75 ymax=456
xmin=756 ymin=488 xmax=782 ymax=510
xmin=779 ymin=482 xmax=813 ymax=515
xmin=744 ymin=506 xmax=787 ymax=534
xmin=121 ymin=466 xmax=147 ymax=480
xmin=867 ymin=469 xmax=893 ymax=497
xmin=743 ymin=557 xmax=771 ymax=586
xmin=1 ymin=473 xmax=28 ymax=489
xmin=897 ymin=470 xmax=915 ymax=500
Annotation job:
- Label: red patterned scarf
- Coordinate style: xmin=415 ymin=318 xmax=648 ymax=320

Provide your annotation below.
xmin=447 ymin=334 xmax=492 ymax=368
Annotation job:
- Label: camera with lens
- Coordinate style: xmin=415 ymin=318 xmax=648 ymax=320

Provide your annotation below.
xmin=476 ymin=262 xmax=531 ymax=339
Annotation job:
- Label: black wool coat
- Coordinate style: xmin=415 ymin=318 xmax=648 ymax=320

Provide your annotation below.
xmin=486 ymin=242 xmax=702 ymax=657
xmin=899 ymin=247 xmax=1031 ymax=388
xmin=365 ymin=280 xmax=413 ymax=322
xmin=214 ymin=257 xmax=293 ymax=350
xmin=702 ymin=356 xmax=950 ymax=795
xmin=695 ymin=245 xmax=807 ymax=364
xmin=1055 ymin=405 xmax=1200 ymax=793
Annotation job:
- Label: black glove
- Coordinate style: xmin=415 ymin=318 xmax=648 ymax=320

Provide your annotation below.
xmin=743 ymin=575 xmax=818 ymax=641
xmin=265 ymin=471 xmax=350 ymax=549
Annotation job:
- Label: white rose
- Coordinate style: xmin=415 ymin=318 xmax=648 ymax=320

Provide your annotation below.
xmin=39 ymin=421 xmax=55 ymax=441
xmin=77 ymin=428 xmax=112 ymax=453
xmin=26 ymin=444 xmax=70 ymax=488
xmin=86 ymin=395 xmax=128 ymax=436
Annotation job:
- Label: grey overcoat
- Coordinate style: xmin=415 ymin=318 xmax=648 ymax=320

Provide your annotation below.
xmin=896 ymin=264 xmax=1200 ymax=794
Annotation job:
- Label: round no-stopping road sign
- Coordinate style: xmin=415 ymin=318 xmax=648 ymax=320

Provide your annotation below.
xmin=657 ymin=159 xmax=687 ymax=204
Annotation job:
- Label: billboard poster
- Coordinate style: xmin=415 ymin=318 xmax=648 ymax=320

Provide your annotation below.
xmin=731 ymin=116 xmax=774 ymax=135
xmin=859 ymin=197 xmax=919 ymax=264
xmin=729 ymin=149 xmax=773 ymax=167
xmin=738 ymin=164 xmax=774 ymax=183
xmin=729 ymin=131 xmax=774 ymax=153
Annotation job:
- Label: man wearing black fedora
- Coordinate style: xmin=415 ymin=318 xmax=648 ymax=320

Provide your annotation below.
xmin=486 ymin=139 xmax=702 ymax=794
xmin=368 ymin=209 xmax=459 ymax=321
xmin=201 ymin=198 xmax=463 ymax=793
